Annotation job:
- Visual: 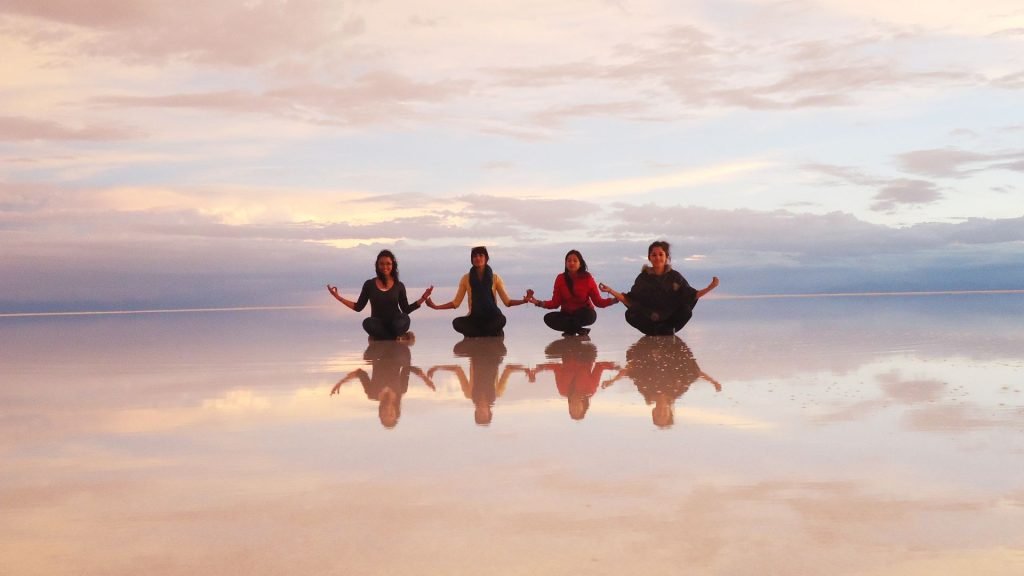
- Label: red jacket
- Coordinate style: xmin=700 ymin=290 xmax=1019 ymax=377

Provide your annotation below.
xmin=540 ymin=273 xmax=616 ymax=313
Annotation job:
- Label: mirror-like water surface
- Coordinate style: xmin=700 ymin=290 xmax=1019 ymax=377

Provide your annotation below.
xmin=2 ymin=296 xmax=1023 ymax=575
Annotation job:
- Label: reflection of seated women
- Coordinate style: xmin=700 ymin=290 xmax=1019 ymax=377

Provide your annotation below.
xmin=330 ymin=339 xmax=434 ymax=428
xmin=327 ymin=249 xmax=433 ymax=340
xmin=600 ymin=240 xmax=719 ymax=336
xmin=426 ymin=246 xmax=531 ymax=338
xmin=428 ymin=338 xmax=528 ymax=426
xmin=531 ymin=338 xmax=619 ymax=420
xmin=602 ymin=336 xmax=720 ymax=428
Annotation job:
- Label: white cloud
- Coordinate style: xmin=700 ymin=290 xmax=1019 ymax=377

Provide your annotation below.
xmin=870 ymin=180 xmax=943 ymax=212
xmin=2 ymin=0 xmax=1024 ymax=310
xmin=898 ymin=148 xmax=1024 ymax=178
xmin=0 ymin=0 xmax=363 ymax=66
xmin=0 ymin=115 xmax=137 ymax=141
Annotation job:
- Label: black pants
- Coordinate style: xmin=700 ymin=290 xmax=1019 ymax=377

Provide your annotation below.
xmin=625 ymin=306 xmax=693 ymax=336
xmin=363 ymin=314 xmax=411 ymax=340
xmin=543 ymin=308 xmax=596 ymax=335
xmin=453 ymin=313 xmax=506 ymax=338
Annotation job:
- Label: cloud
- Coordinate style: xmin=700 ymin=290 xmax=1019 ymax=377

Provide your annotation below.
xmin=911 ymin=216 xmax=1024 ymax=244
xmin=93 ymin=72 xmax=470 ymax=126
xmin=702 ymin=57 xmax=969 ymax=110
xmin=0 ymin=0 xmax=153 ymax=29
xmin=604 ymin=204 xmax=1024 ymax=259
xmin=4 ymin=199 xmax=1024 ymax=310
xmin=0 ymin=0 xmax=364 ymax=67
xmin=809 ymin=0 xmax=1024 ymax=35
xmin=989 ymin=27 xmax=1024 ymax=38
xmin=992 ymin=70 xmax=1024 ymax=88
xmin=476 ymin=160 xmax=774 ymax=202
xmin=456 ymin=194 xmax=602 ymax=231
xmin=803 ymin=163 xmax=943 ymax=212
xmin=6 ymin=174 xmax=1022 ymax=264
xmin=488 ymin=60 xmax=614 ymax=88
xmin=0 ymin=182 xmax=527 ymax=246
xmin=530 ymin=101 xmax=662 ymax=127
xmin=904 ymin=404 xmax=1023 ymax=432
xmin=806 ymin=144 xmax=1024 ymax=214
xmin=870 ymin=179 xmax=943 ymax=212
xmin=484 ymin=24 xmax=977 ymax=115
xmin=898 ymin=148 xmax=1024 ymax=178
xmin=811 ymin=367 xmax=1021 ymax=429
xmin=3 ymin=1 xmax=1023 ymax=310
xmin=95 ymin=90 xmax=264 ymax=112
xmin=802 ymin=163 xmax=881 ymax=187
xmin=0 ymin=115 xmax=136 ymax=141
xmin=3 ymin=0 xmax=1013 ymax=147
xmin=877 ymin=372 xmax=947 ymax=403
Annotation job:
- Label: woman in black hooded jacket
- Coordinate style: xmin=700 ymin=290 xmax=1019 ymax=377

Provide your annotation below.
xmin=600 ymin=240 xmax=719 ymax=335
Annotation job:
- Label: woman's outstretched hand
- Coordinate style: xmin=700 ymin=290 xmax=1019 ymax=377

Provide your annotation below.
xmin=696 ymin=276 xmax=720 ymax=299
xmin=327 ymin=285 xmax=344 ymax=302
xmin=419 ymin=285 xmax=434 ymax=303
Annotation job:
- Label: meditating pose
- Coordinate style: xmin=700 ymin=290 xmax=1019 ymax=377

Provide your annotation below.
xmin=428 ymin=338 xmax=528 ymax=426
xmin=599 ymin=240 xmax=719 ymax=336
xmin=530 ymin=337 xmax=619 ymax=421
xmin=427 ymin=246 xmax=531 ymax=337
xmin=330 ymin=339 xmax=434 ymax=429
xmin=528 ymin=249 xmax=618 ymax=336
xmin=327 ymin=249 xmax=433 ymax=340
xmin=602 ymin=336 xmax=720 ymax=428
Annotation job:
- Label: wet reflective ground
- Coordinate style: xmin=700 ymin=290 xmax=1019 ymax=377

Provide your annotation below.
xmin=2 ymin=295 xmax=1024 ymax=575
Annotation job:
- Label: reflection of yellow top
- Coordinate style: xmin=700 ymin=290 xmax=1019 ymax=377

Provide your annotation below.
xmin=449 ymin=272 xmax=515 ymax=313
xmin=459 ymin=365 xmax=516 ymax=400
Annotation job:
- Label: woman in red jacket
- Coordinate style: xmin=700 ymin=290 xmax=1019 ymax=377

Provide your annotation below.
xmin=529 ymin=249 xmax=618 ymax=336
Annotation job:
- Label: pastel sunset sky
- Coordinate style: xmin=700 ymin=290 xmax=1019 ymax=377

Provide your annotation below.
xmin=2 ymin=0 xmax=1023 ymax=311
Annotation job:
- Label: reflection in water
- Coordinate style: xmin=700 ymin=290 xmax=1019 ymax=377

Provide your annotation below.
xmin=330 ymin=338 xmax=435 ymax=428
xmin=532 ymin=337 xmax=619 ymax=420
xmin=428 ymin=337 xmax=529 ymax=426
xmin=603 ymin=335 xmax=721 ymax=428
xmin=4 ymin=300 xmax=1024 ymax=574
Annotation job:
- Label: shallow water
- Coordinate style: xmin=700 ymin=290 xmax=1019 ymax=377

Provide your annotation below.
xmin=2 ymin=295 xmax=1023 ymax=575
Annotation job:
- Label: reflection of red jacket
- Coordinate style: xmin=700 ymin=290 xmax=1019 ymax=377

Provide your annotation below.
xmin=540 ymin=273 xmax=616 ymax=314
xmin=557 ymin=358 xmax=602 ymax=393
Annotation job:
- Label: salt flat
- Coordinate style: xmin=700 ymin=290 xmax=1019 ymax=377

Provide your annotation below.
xmin=2 ymin=295 xmax=1022 ymax=575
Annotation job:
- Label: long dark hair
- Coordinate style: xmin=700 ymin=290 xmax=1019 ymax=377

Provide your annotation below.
xmin=563 ymin=249 xmax=590 ymax=293
xmin=375 ymin=249 xmax=398 ymax=282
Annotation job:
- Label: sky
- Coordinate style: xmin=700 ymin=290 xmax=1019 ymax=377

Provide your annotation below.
xmin=1 ymin=0 xmax=1023 ymax=312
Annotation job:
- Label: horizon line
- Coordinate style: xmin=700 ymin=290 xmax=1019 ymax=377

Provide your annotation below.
xmin=0 ymin=305 xmax=328 ymax=319
xmin=1 ymin=289 xmax=1023 ymax=318
xmin=711 ymin=289 xmax=1024 ymax=301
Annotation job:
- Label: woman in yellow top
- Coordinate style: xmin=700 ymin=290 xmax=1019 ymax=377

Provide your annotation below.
xmin=427 ymin=246 xmax=532 ymax=337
